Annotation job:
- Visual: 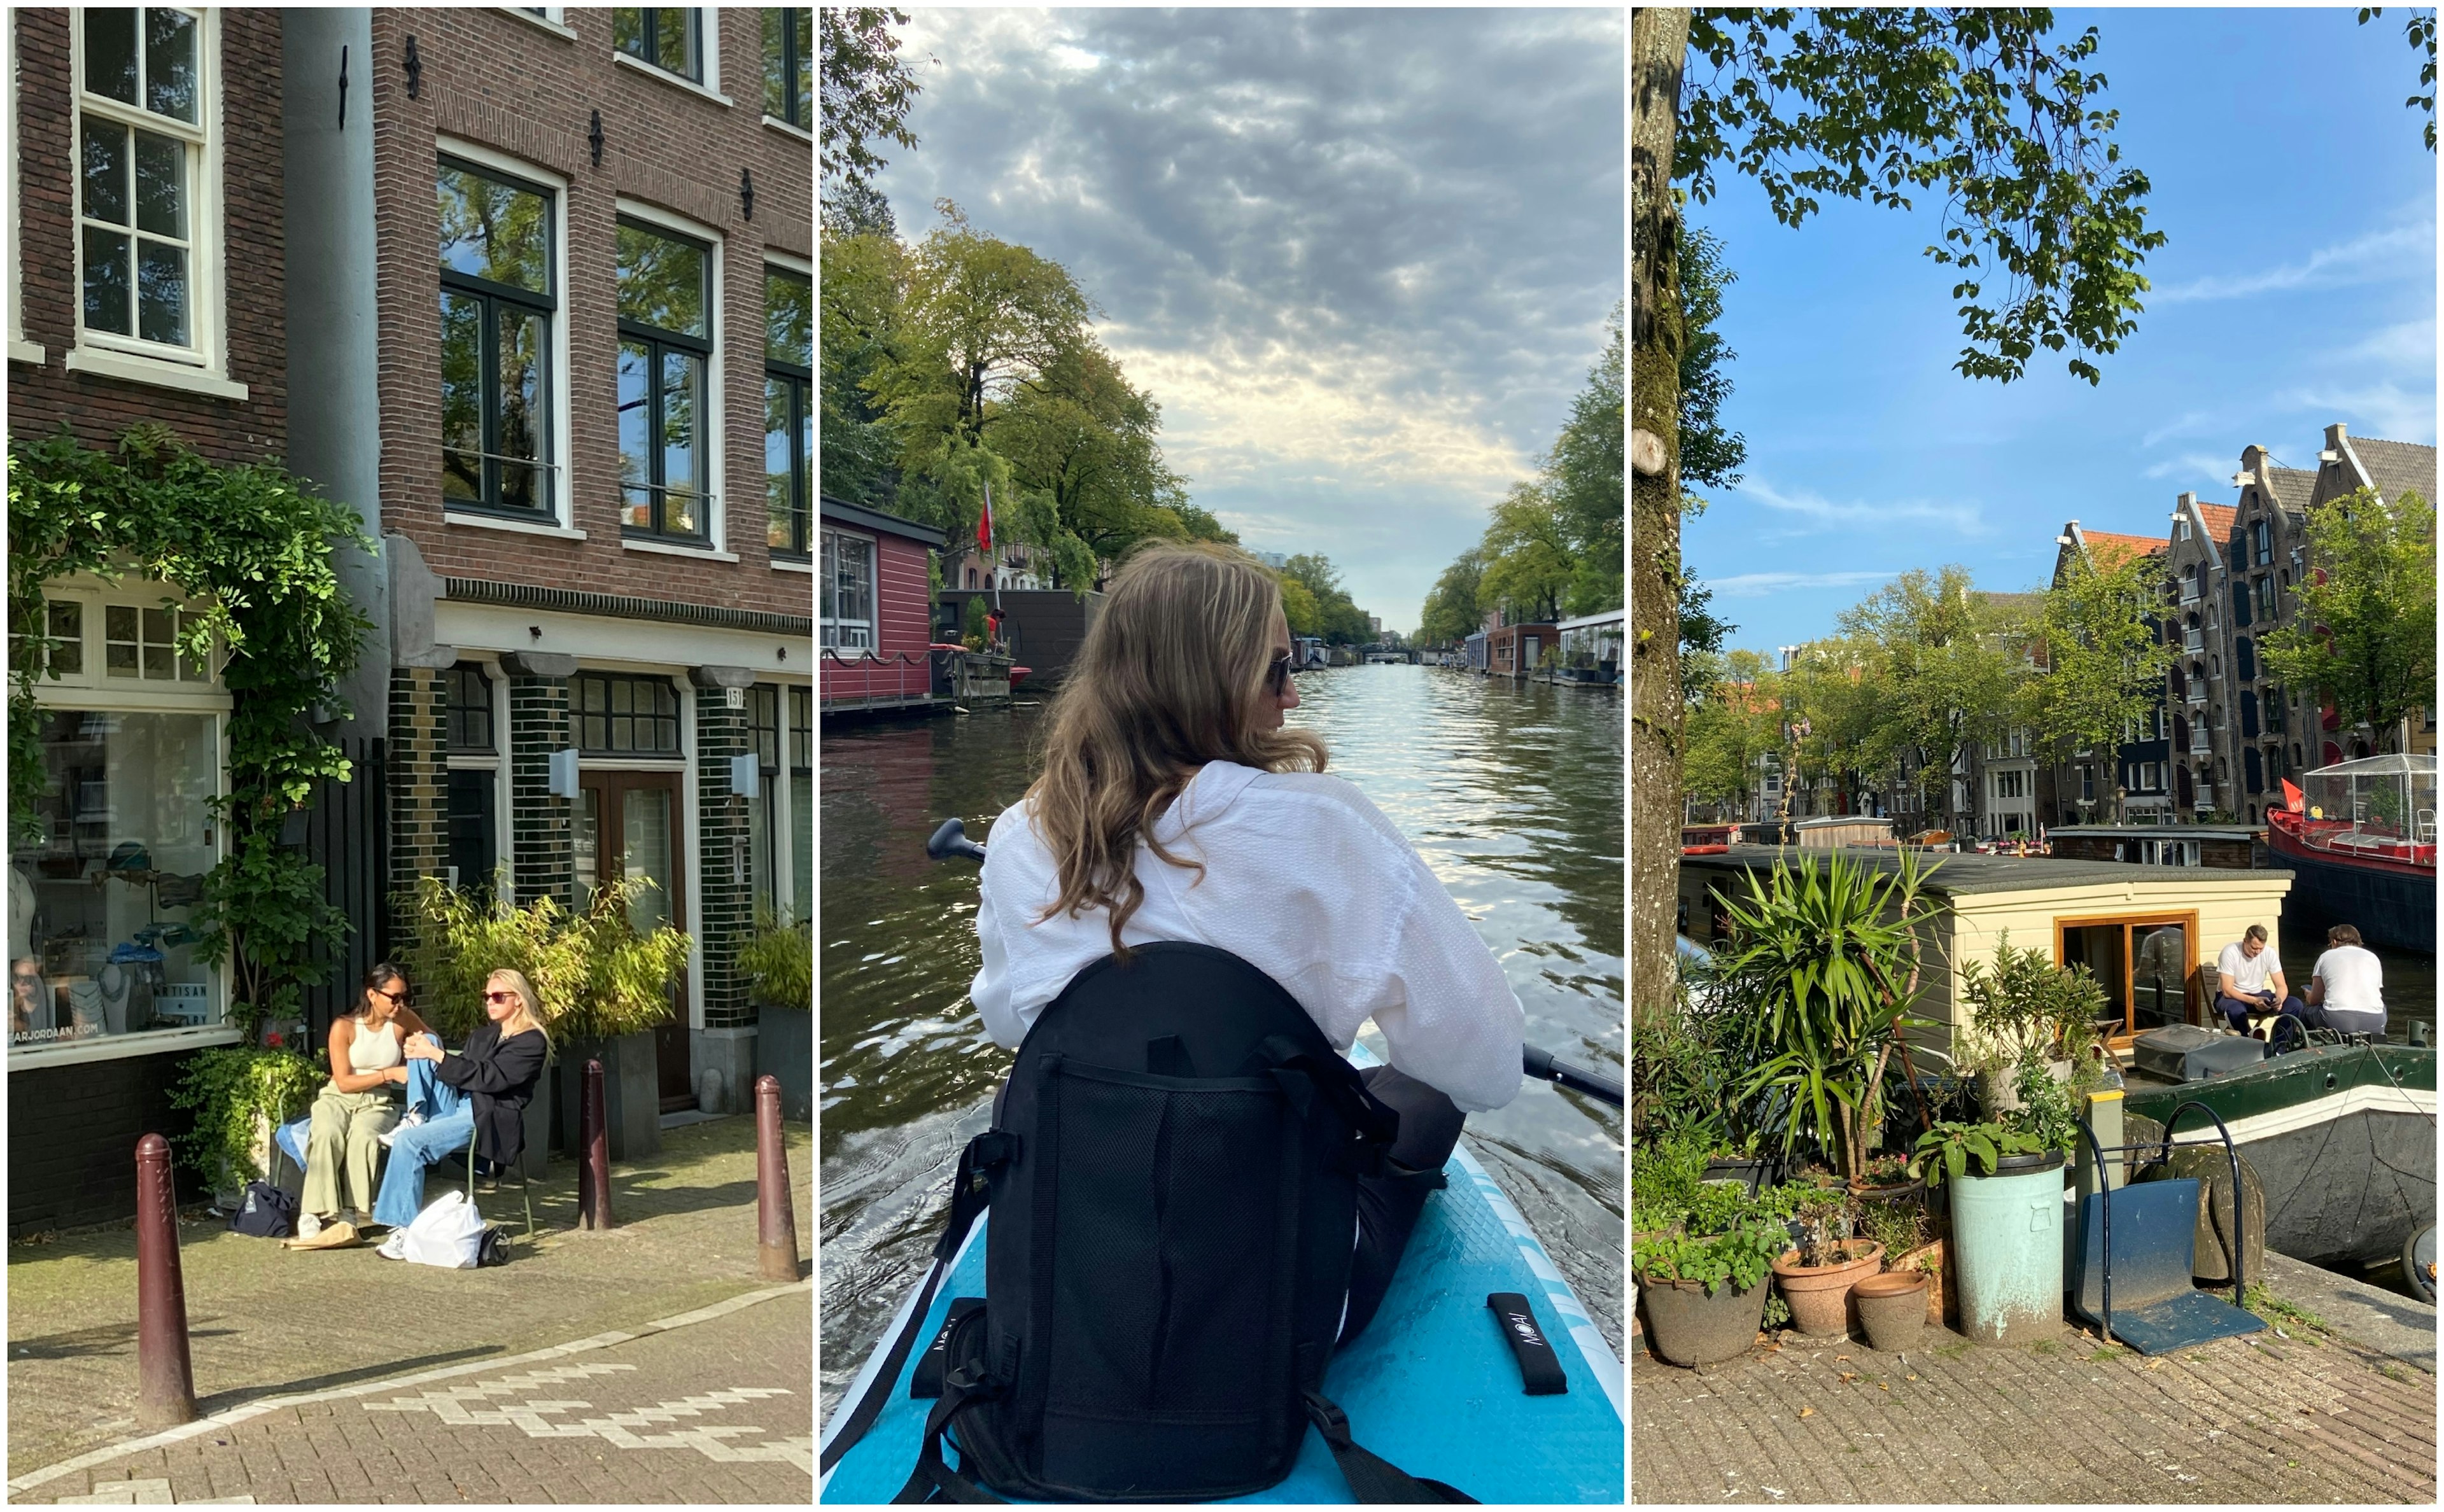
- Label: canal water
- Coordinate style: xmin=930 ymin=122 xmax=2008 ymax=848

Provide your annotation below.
xmin=817 ymin=664 xmax=1626 ymax=1416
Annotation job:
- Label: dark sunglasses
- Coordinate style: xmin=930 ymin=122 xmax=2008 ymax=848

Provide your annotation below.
xmin=485 ymin=990 xmax=519 ymax=1005
xmin=1266 ymin=651 xmax=1293 ymax=695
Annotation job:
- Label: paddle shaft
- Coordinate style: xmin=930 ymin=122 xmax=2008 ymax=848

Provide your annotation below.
xmin=924 ymin=818 xmax=1624 ymax=1108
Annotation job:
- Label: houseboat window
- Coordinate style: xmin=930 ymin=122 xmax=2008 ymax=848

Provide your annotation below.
xmin=616 ymin=218 xmax=713 ymax=543
xmin=76 ymin=7 xmax=208 ymax=360
xmin=820 ymin=531 xmax=875 ymax=650
xmin=571 ymin=673 xmax=680 ymax=755
xmin=446 ymin=662 xmax=494 ymax=752
xmin=11 ymin=709 xmax=223 ymax=1051
xmin=439 ymin=159 xmax=558 ymax=519
xmin=2060 ymin=914 xmax=2195 ymax=1039
xmin=764 ymin=267 xmax=812 ymax=560
xmin=762 ymin=8 xmax=812 ymax=129
xmin=614 ymin=7 xmax=703 ymax=83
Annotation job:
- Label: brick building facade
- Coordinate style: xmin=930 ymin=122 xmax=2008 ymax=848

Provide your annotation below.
xmin=332 ymin=7 xmax=815 ymax=1113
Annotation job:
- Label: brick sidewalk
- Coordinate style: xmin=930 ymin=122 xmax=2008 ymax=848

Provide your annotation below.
xmin=1631 ymin=1317 xmax=2437 ymax=1504
xmin=15 ymin=1288 xmax=812 ymax=1505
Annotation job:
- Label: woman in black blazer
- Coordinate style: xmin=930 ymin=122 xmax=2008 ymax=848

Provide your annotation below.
xmin=370 ymin=968 xmax=549 ymax=1239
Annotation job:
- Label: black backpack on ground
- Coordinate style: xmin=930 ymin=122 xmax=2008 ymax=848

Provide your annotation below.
xmin=228 ymin=1179 xmax=297 ymax=1238
xmin=823 ymin=942 xmax=1472 ymax=1504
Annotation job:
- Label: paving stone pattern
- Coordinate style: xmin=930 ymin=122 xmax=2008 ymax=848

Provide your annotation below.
xmin=1633 ymin=1321 xmax=2437 ymax=1504
xmin=22 ymin=1291 xmax=813 ymax=1505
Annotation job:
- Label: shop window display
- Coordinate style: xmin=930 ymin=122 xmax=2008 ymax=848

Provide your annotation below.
xmin=9 ymin=709 xmax=220 ymax=1049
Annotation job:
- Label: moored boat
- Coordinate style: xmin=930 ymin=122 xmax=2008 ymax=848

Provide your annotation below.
xmin=2264 ymin=755 xmax=2436 ymax=953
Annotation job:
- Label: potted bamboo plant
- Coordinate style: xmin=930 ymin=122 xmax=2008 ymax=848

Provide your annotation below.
xmin=397 ymin=872 xmax=692 ymax=1165
xmin=743 ymin=907 xmax=812 ymax=1119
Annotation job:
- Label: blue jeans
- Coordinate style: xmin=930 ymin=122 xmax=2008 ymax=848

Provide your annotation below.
xmin=2218 ymin=992 xmax=2305 ymax=1032
xmin=372 ymin=1037 xmax=474 ymax=1229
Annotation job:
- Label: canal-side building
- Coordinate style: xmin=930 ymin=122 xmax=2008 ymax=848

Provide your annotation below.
xmin=6 ymin=7 xmax=325 ymax=1231
xmin=320 ymin=7 xmax=816 ymax=1116
xmin=2045 ymin=522 xmax=2169 ymax=828
xmin=2297 ymin=424 xmax=2438 ymax=767
xmin=2164 ymin=488 xmax=2240 ymax=820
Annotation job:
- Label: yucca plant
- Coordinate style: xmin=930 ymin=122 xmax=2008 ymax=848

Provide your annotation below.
xmin=1715 ymin=848 xmax=1945 ymax=1180
xmin=395 ymin=871 xmax=693 ymax=1044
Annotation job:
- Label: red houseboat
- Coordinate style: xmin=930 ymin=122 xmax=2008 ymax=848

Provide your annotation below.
xmin=2266 ymin=755 xmax=2436 ymax=953
xmin=820 ymin=495 xmax=946 ymax=713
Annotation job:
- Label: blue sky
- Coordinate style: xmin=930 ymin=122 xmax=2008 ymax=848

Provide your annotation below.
xmin=864 ymin=9 xmax=1622 ymax=634
xmin=1683 ymin=6 xmax=2440 ymax=659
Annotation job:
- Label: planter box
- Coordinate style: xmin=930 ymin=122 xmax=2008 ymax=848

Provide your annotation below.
xmin=552 ymin=1031 xmax=661 ymax=1163
xmin=754 ymin=1005 xmax=811 ymax=1121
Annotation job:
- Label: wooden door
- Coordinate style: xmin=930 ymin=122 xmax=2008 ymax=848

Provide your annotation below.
xmin=575 ymin=771 xmax=696 ymax=1111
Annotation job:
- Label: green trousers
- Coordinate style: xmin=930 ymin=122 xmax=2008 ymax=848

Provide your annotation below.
xmin=301 ymin=1084 xmax=398 ymax=1220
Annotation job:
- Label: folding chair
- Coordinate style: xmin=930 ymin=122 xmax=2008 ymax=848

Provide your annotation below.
xmin=463 ymin=1129 xmax=537 ymax=1245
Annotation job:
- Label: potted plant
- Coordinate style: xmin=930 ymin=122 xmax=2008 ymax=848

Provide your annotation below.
xmin=1634 ymin=1209 xmax=1790 ymax=1367
xmin=397 ymin=872 xmax=691 ymax=1165
xmin=1909 ymin=1063 xmax=2078 ymax=1346
xmin=1771 ymin=1186 xmax=1883 ymax=1337
xmin=1848 ymin=1151 xmax=1924 ymax=1204
xmin=742 ymin=907 xmax=811 ymax=1120
xmin=167 ymin=1044 xmax=323 ymax=1205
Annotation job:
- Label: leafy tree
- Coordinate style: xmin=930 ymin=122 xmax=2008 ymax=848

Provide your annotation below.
xmin=994 ymin=344 xmax=1193 ymax=561
xmin=1419 ymin=547 xmax=1487 ymax=646
xmin=1837 ymin=567 xmax=2025 ymax=833
xmin=2261 ymin=487 xmax=2438 ymax=753
xmin=822 ymin=178 xmax=899 ymax=240
xmin=2357 ymin=6 xmax=2440 ymax=151
xmin=1676 ymin=232 xmax=1746 ymax=510
xmin=2026 ymin=547 xmax=2169 ymax=821
xmin=1631 ymin=7 xmax=2163 ymax=1025
xmin=820 ymin=6 xmax=925 ymax=191
xmin=1478 ymin=483 xmax=1574 ymax=625
xmin=1683 ymin=648 xmax=1784 ymax=816
xmin=1551 ymin=305 xmax=1627 ymax=617
xmin=1277 ymin=576 xmax=1323 ymax=638
xmin=818 ymin=226 xmax=908 ymax=507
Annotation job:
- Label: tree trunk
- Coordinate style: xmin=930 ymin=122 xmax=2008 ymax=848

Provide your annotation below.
xmin=1629 ymin=7 xmax=1689 ymax=1032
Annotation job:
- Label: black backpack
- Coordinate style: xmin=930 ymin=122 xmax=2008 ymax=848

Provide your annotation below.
xmin=824 ymin=942 xmax=1471 ymax=1504
xmin=228 ymin=1179 xmax=297 ymax=1238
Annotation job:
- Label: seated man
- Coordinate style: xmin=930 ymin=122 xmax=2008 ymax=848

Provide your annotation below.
xmin=2214 ymin=924 xmax=2302 ymax=1033
xmin=2298 ymin=923 xmax=2387 ymax=1037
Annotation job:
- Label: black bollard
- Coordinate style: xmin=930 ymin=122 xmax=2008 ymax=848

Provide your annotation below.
xmin=578 ymin=1057 xmax=614 ymax=1231
xmin=134 ymin=1133 xmax=197 ymax=1427
xmin=755 ymin=1074 xmax=800 ymax=1281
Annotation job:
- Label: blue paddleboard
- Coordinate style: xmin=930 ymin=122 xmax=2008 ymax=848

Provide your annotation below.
xmin=818 ymin=1067 xmax=1625 ymax=1503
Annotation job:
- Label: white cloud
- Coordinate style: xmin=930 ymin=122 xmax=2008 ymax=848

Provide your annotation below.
xmin=1734 ymin=477 xmax=1990 ymax=536
xmin=2279 ymin=383 xmax=2440 ymax=446
xmin=2141 ymin=410 xmax=2219 ymax=448
xmin=2341 ymin=316 xmax=2438 ymax=370
xmin=1708 ymin=570 xmax=1905 ymax=599
xmin=2140 ymin=452 xmax=2238 ymax=488
xmin=2149 ymin=221 xmax=2436 ymax=305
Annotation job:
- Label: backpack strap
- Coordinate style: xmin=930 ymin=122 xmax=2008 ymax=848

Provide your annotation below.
xmin=820 ymin=1130 xmax=1013 ymax=1474
xmin=1301 ymin=1389 xmax=1477 ymax=1504
xmin=1253 ymin=1035 xmax=1398 ymax=1177
xmin=892 ymin=1363 xmax=1008 ymax=1504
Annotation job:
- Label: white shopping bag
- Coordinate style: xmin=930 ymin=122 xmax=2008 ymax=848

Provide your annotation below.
xmin=400 ymin=1189 xmax=486 ymax=1269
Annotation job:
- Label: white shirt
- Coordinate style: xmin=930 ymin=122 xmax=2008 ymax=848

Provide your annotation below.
xmin=2216 ymin=941 xmax=2277 ymax=997
xmin=969 ymin=760 xmax=1525 ymax=1113
xmin=2311 ymin=946 xmax=2386 ymax=1018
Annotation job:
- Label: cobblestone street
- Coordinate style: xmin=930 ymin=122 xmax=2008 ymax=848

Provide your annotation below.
xmin=1632 ymin=1315 xmax=2436 ymax=1504
xmin=11 ymin=1287 xmax=811 ymax=1505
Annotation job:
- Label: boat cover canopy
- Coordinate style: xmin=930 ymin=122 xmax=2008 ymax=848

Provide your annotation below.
xmin=2306 ymin=753 xmax=2438 ymax=777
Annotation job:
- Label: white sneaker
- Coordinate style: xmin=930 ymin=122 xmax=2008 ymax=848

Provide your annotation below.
xmin=296 ymin=1211 xmax=322 ymax=1240
xmin=377 ymin=1230 xmax=409 ymax=1261
xmin=377 ymin=1109 xmax=426 ymax=1149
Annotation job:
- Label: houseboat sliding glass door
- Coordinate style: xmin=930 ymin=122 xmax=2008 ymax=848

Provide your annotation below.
xmin=2057 ymin=912 xmax=2198 ymax=1041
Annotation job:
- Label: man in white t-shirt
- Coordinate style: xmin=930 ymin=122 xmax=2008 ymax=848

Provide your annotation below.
xmin=2301 ymin=923 xmax=2387 ymax=1036
xmin=2214 ymin=925 xmax=2301 ymax=1033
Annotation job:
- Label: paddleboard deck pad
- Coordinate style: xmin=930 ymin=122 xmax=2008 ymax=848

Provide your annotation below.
xmin=819 ymin=1136 xmax=1624 ymax=1503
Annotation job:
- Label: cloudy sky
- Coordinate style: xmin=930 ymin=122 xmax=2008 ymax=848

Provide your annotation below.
xmin=864 ymin=8 xmax=1625 ymax=633
xmin=1683 ymin=6 xmax=2438 ymax=656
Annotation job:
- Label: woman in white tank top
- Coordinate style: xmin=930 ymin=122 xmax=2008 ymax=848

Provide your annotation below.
xmin=300 ymin=965 xmax=431 ymax=1231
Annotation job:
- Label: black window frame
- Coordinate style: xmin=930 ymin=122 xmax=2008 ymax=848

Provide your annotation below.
xmin=764 ymin=266 xmax=812 ymax=560
xmin=613 ymin=7 xmax=703 ymax=83
xmin=615 ymin=215 xmax=715 ymax=545
xmin=437 ymin=155 xmax=559 ymax=522
xmin=2251 ymin=519 xmax=2273 ymax=566
xmin=571 ymin=671 xmax=682 ymax=755
xmin=446 ymin=661 xmax=495 ymax=752
xmin=763 ymin=8 xmax=812 ymax=129
xmin=788 ymin=683 xmax=811 ymax=776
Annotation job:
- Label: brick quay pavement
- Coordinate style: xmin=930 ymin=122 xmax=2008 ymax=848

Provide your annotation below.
xmin=1633 ymin=1313 xmax=2436 ymax=1504
xmin=10 ymin=1286 xmax=811 ymax=1505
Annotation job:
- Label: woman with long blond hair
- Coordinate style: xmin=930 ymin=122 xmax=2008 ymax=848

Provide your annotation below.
xmin=370 ymin=967 xmax=550 ymax=1250
xmin=969 ymin=541 xmax=1524 ymax=1345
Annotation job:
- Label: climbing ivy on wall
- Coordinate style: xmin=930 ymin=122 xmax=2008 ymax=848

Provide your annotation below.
xmin=7 ymin=425 xmax=377 ymax=1036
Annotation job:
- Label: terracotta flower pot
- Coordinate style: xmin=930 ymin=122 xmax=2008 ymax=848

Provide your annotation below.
xmin=1852 ymin=1268 xmax=1929 ymax=1352
xmin=1636 ymin=1271 xmax=1770 ymax=1368
xmin=1772 ymin=1239 xmax=1885 ymax=1338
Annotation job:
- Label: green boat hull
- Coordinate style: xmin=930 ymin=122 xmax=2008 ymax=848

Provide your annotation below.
xmin=2123 ymin=1043 xmax=2436 ymax=1270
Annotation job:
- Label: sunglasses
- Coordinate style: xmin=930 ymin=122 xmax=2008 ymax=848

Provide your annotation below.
xmin=372 ymin=987 xmax=405 ymax=1004
xmin=484 ymin=990 xmax=519 ymax=1005
xmin=1266 ymin=651 xmax=1293 ymax=695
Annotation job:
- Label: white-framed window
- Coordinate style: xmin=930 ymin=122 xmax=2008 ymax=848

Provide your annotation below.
xmin=10 ymin=583 xmax=222 ymax=692
xmin=439 ymin=148 xmax=564 ymax=524
xmin=66 ymin=6 xmax=238 ymax=394
xmin=615 ymin=199 xmax=723 ymax=546
xmin=762 ymin=8 xmax=811 ymax=131
xmin=820 ymin=528 xmax=876 ymax=650
xmin=614 ymin=7 xmax=719 ymax=94
xmin=764 ymin=256 xmax=811 ymax=561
